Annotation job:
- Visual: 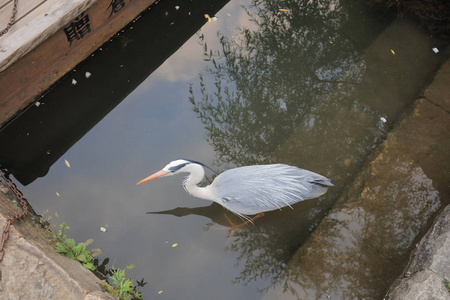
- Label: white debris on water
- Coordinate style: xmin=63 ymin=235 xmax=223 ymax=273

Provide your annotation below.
xmin=85 ymin=71 xmax=92 ymax=78
xmin=432 ymin=47 xmax=439 ymax=53
xmin=380 ymin=117 xmax=387 ymax=123
xmin=72 ymin=79 xmax=77 ymax=85
xmin=35 ymin=101 xmax=41 ymax=107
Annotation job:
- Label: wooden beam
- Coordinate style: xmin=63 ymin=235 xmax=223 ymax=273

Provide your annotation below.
xmin=0 ymin=0 xmax=97 ymax=71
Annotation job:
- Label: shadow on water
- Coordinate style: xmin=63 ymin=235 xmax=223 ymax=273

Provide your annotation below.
xmin=1 ymin=0 xmax=449 ymax=299
xmin=0 ymin=0 xmax=229 ymax=185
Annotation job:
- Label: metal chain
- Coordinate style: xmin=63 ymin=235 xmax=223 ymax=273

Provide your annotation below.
xmin=0 ymin=169 xmax=29 ymax=280
xmin=0 ymin=0 xmax=19 ymax=37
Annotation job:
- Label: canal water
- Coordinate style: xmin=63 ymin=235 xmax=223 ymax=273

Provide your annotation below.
xmin=1 ymin=0 xmax=448 ymax=299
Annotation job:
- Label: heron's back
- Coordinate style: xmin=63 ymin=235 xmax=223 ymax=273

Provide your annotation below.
xmin=210 ymin=164 xmax=332 ymax=216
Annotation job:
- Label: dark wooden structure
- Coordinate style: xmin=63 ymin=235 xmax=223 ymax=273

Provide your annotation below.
xmin=0 ymin=0 xmax=157 ymax=127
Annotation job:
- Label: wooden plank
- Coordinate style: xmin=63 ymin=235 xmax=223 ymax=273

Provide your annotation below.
xmin=0 ymin=0 xmax=96 ymax=71
xmin=0 ymin=0 xmax=47 ymax=25
xmin=0 ymin=0 xmax=156 ymax=127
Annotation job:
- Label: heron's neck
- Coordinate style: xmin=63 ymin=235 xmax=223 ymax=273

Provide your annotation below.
xmin=182 ymin=164 xmax=214 ymax=201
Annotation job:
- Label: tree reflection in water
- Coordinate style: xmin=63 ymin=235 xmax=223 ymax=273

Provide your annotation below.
xmin=189 ymin=0 xmax=379 ymax=168
xmin=187 ymin=0 xmax=407 ymax=296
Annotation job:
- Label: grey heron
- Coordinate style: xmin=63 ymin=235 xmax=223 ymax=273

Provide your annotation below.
xmin=137 ymin=159 xmax=333 ymax=222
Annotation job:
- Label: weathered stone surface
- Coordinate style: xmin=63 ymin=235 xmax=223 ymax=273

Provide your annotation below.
xmin=0 ymin=183 xmax=115 ymax=300
xmin=409 ymin=205 xmax=450 ymax=277
xmin=386 ymin=205 xmax=450 ymax=299
xmin=388 ymin=270 xmax=450 ymax=300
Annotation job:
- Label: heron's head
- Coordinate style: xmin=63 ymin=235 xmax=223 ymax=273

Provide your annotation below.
xmin=136 ymin=159 xmax=204 ymax=185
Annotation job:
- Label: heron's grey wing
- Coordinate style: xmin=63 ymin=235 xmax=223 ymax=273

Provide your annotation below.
xmin=211 ymin=164 xmax=331 ymax=216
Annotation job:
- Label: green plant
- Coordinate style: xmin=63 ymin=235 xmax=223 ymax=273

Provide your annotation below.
xmin=102 ymin=262 xmax=143 ymax=300
xmin=102 ymin=263 xmax=143 ymax=300
xmin=444 ymin=278 xmax=450 ymax=292
xmin=52 ymin=220 xmax=145 ymax=300
xmin=39 ymin=210 xmax=59 ymax=229
xmin=55 ymin=222 xmax=102 ymax=271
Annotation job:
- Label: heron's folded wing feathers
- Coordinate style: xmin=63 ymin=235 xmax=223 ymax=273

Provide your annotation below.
xmin=212 ymin=164 xmax=330 ymax=215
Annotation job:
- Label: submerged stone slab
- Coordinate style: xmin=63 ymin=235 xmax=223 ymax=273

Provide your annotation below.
xmin=263 ymin=217 xmax=397 ymax=299
xmin=0 ymin=183 xmax=115 ymax=300
xmin=335 ymin=98 xmax=450 ymax=260
xmin=263 ymin=87 xmax=450 ymax=299
xmin=354 ymin=18 xmax=445 ymax=120
xmin=386 ymin=56 xmax=450 ymax=300
xmin=424 ymin=56 xmax=450 ymax=112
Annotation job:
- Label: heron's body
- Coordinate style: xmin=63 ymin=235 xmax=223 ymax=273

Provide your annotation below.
xmin=137 ymin=159 xmax=333 ymax=218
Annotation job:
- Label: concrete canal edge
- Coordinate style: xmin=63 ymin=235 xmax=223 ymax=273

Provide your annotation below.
xmin=0 ymin=183 xmax=116 ymax=299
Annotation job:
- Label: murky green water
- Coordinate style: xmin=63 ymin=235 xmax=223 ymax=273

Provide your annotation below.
xmin=1 ymin=0 xmax=448 ymax=299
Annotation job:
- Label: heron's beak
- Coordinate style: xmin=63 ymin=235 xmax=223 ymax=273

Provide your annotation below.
xmin=136 ymin=170 xmax=170 ymax=185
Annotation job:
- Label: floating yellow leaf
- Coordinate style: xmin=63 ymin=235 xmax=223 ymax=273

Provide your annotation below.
xmin=279 ymin=9 xmax=289 ymax=12
xmin=204 ymin=14 xmax=211 ymax=22
xmin=172 ymin=243 xmax=178 ymax=248
xmin=158 ymin=290 xmax=163 ymax=294
xmin=391 ymin=49 xmax=395 ymax=55
xmin=100 ymin=227 xmax=107 ymax=232
xmin=56 ymin=192 xmax=60 ymax=197
xmin=343 ymin=159 xmax=351 ymax=167
xmin=65 ymin=159 xmax=71 ymax=168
